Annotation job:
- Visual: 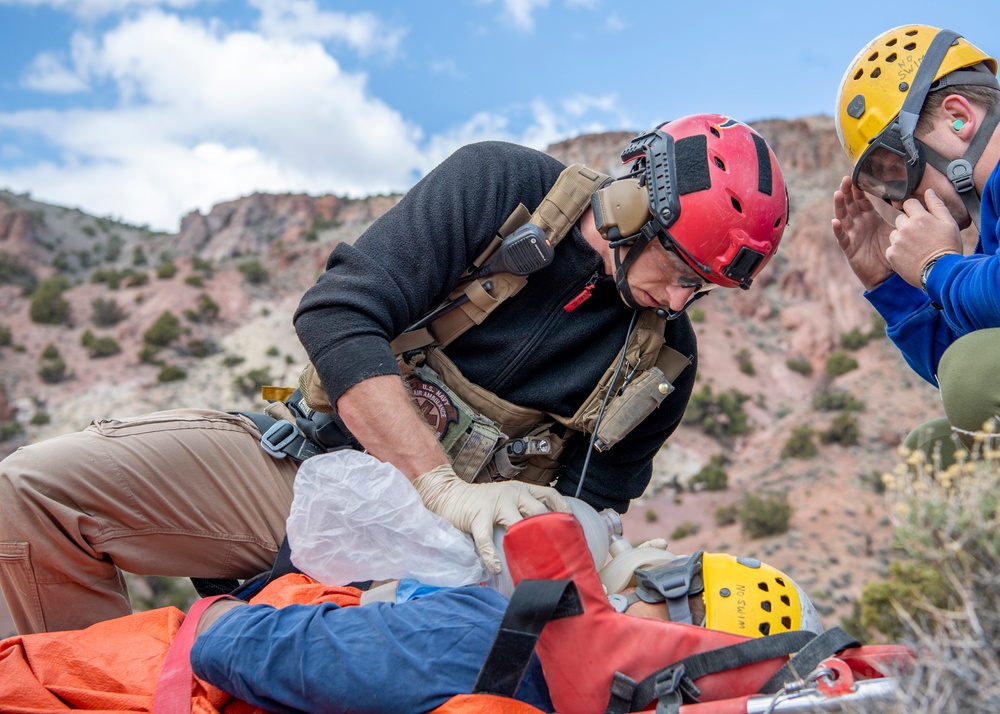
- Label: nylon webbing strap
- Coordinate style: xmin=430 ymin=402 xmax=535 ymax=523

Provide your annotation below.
xmin=628 ymin=630 xmax=815 ymax=712
xmin=153 ymin=594 xmax=230 ymax=714
xmin=472 ymin=578 xmax=583 ymax=698
xmin=396 ymin=164 xmax=611 ymax=354
xmin=758 ymin=626 xmax=860 ymax=694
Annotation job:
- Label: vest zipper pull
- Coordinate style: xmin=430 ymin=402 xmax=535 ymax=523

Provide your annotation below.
xmin=564 ymin=274 xmax=598 ymax=312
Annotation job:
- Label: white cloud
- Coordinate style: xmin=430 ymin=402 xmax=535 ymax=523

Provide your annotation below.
xmin=249 ymin=0 xmax=406 ymax=58
xmin=1 ymin=5 xmax=631 ymax=233
xmin=0 ymin=10 xmax=426 ymax=230
xmin=21 ymin=52 xmax=89 ymax=93
xmin=476 ymin=0 xmax=551 ymax=31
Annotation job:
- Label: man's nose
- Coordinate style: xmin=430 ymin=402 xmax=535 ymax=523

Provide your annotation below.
xmin=663 ymin=284 xmax=697 ymax=312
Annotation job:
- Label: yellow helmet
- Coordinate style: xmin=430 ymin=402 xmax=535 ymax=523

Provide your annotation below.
xmin=632 ymin=551 xmax=823 ymax=637
xmin=701 ymin=553 xmax=823 ymax=637
xmin=836 ymin=26 xmax=998 ymax=204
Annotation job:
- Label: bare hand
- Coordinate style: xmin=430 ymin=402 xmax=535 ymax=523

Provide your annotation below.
xmin=887 ymin=189 xmax=963 ymax=288
xmin=831 ymin=175 xmax=895 ymax=290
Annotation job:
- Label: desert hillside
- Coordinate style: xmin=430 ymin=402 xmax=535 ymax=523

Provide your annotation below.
xmin=0 ymin=116 xmax=954 ymax=636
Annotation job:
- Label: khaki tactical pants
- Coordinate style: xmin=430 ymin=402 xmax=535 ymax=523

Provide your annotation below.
xmin=904 ymin=328 xmax=1000 ymax=468
xmin=0 ymin=409 xmax=299 ymax=634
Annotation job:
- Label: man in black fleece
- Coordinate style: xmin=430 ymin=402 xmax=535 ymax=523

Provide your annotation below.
xmin=0 ymin=114 xmax=789 ymax=634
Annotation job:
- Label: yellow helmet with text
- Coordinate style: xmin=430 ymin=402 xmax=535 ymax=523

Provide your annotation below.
xmin=836 ymin=25 xmax=998 ymax=203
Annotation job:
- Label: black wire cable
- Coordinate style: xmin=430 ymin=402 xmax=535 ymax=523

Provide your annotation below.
xmin=574 ymin=307 xmax=641 ymax=499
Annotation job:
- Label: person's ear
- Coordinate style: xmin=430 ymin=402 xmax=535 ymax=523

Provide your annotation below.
xmin=940 ymin=94 xmax=976 ymax=138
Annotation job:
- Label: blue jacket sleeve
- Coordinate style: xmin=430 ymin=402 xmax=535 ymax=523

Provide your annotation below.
xmin=190 ymin=587 xmax=552 ymax=714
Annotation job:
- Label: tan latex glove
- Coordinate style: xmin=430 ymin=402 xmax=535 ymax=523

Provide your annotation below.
xmin=413 ymin=464 xmax=572 ymax=574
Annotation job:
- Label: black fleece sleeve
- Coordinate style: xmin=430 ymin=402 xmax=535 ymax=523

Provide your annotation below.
xmin=293 ymin=141 xmax=563 ymax=405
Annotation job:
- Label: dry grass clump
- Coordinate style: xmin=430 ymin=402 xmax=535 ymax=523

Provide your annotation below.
xmin=854 ymin=428 xmax=1000 ymax=712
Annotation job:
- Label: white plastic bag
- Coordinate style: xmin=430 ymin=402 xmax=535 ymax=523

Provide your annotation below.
xmin=286 ymin=450 xmax=488 ymax=587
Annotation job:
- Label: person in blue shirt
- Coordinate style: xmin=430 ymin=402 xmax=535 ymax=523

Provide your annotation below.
xmin=832 ymin=25 xmax=1000 ymax=465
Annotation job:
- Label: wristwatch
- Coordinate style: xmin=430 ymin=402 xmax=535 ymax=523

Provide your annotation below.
xmin=919 ymin=257 xmax=941 ymax=292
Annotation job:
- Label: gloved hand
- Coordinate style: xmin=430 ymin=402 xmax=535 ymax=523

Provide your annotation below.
xmin=635 ymin=538 xmax=669 ymax=550
xmin=413 ymin=464 xmax=572 ymax=574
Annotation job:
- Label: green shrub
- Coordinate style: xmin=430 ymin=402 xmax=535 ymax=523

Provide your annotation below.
xmin=29 ymin=277 xmax=72 ymax=325
xmin=0 ymin=419 xmax=24 ymax=442
xmin=820 ymin=412 xmax=860 ymax=446
xmin=735 ymin=348 xmax=755 ymax=376
xmin=683 ymin=385 xmax=752 ymax=438
xmin=157 ymin=364 xmax=187 ymax=382
xmin=740 ymin=491 xmax=792 ymax=538
xmin=29 ymin=411 xmax=51 ymax=426
xmin=222 ymin=354 xmax=246 ymax=368
xmin=688 ymin=307 xmax=706 ymax=323
xmin=40 ymin=343 xmax=60 ymax=360
xmin=132 ymin=246 xmax=148 ymax=266
xmin=839 ymin=328 xmax=870 ymax=351
xmin=825 ymin=351 xmax=859 ymax=378
xmin=689 ymin=453 xmax=730 ymax=492
xmin=38 ymin=351 xmax=68 ymax=383
xmin=0 ymin=324 xmax=11 ymax=347
xmin=266 ymin=346 xmax=280 ymax=357
xmin=184 ymin=274 xmax=204 ymax=288
xmin=714 ymin=503 xmax=740 ymax=527
xmin=191 ymin=257 xmax=214 ymax=275
xmin=91 ymin=296 xmax=128 ymax=326
xmin=237 ymin=259 xmax=269 ymax=285
xmin=234 ymin=367 xmax=273 ymax=398
xmin=138 ymin=345 xmax=162 ymax=364
xmin=669 ymin=520 xmax=701 ymax=540
xmin=183 ymin=293 xmax=220 ymax=323
xmin=185 ymin=339 xmax=216 ymax=358
xmin=812 ymin=389 xmax=865 ymax=412
xmin=144 ymin=311 xmax=181 ymax=347
xmin=81 ymin=330 xmax=121 ymax=358
xmin=126 ymin=272 xmax=150 ymax=288
xmin=156 ymin=261 xmax=178 ymax=279
xmin=785 ymin=355 xmax=813 ymax=376
xmin=0 ymin=251 xmax=38 ymax=294
xmin=781 ymin=425 xmax=817 ymax=460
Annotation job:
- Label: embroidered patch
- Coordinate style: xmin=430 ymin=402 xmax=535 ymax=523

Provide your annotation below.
xmin=409 ymin=377 xmax=459 ymax=440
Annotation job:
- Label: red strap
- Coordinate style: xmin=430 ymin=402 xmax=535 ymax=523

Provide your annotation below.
xmin=154 ymin=595 xmax=230 ymax=714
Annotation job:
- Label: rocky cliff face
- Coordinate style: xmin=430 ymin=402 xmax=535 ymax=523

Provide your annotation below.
xmin=0 ymin=116 xmax=942 ymax=635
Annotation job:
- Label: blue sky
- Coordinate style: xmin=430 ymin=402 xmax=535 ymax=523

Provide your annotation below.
xmin=0 ymin=0 xmax=998 ymax=232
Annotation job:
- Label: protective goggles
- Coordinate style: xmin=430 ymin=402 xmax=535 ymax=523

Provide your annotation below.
xmin=654 ymin=239 xmax=718 ymax=320
xmin=851 ymin=119 xmax=927 ymax=202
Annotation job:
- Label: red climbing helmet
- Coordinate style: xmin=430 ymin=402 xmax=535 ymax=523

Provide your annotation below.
xmin=616 ymin=114 xmax=789 ymax=290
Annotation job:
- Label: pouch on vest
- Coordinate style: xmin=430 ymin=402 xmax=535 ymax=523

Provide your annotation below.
xmin=407 ymin=364 xmax=507 ymax=484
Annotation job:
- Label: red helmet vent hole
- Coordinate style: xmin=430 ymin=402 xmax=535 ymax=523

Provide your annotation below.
xmin=714 ymin=157 xmax=726 ymax=170
xmin=730 ymin=197 xmax=743 ymax=213
xmin=773 ymin=216 xmax=783 ymax=228
xmin=710 ymin=126 xmax=721 ymax=138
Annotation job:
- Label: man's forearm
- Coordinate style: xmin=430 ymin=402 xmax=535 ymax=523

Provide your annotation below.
xmin=336 ymin=374 xmax=449 ymax=480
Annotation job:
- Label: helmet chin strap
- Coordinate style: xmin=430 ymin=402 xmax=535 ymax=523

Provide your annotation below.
xmin=611 ymin=222 xmax=658 ymax=310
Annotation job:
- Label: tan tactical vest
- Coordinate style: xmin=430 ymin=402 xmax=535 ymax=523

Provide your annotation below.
xmin=296 ymin=164 xmax=691 ymax=485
